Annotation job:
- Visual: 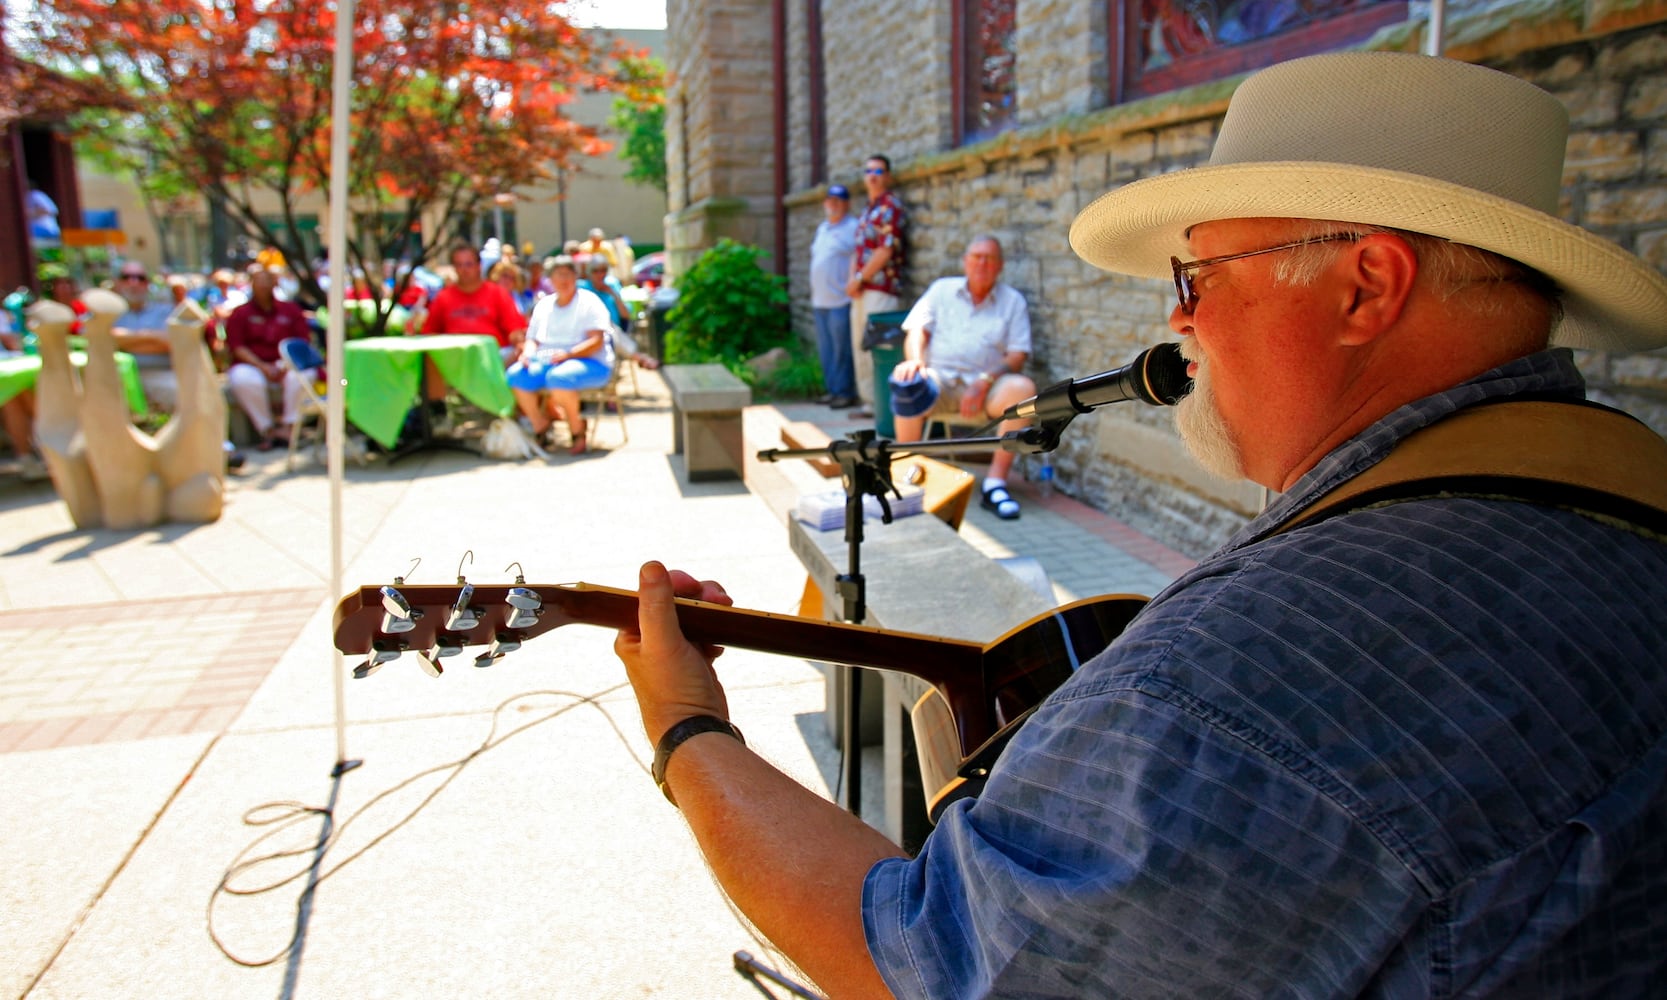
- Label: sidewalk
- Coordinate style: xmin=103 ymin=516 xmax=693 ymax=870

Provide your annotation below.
xmin=0 ymin=371 xmax=1192 ymax=999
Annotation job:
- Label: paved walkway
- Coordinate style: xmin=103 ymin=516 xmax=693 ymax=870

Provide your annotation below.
xmin=1 ymin=370 xmax=1192 ymax=999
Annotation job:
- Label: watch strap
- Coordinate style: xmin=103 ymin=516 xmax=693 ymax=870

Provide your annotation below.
xmin=652 ymin=715 xmax=744 ymax=805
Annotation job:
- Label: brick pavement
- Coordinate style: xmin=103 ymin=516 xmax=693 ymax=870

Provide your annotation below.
xmin=0 ymin=588 xmax=322 ymax=753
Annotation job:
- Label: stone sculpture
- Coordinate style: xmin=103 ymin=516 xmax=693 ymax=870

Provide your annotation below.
xmin=28 ymin=289 xmax=225 ymax=529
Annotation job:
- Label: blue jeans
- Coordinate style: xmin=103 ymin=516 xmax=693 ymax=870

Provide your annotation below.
xmin=813 ymin=305 xmax=856 ymax=398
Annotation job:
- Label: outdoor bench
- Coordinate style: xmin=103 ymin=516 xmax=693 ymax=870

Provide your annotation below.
xmin=662 ymin=363 xmax=751 ymax=482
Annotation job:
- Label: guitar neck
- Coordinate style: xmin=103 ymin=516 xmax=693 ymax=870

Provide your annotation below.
xmin=332 ymin=581 xmax=987 ymax=685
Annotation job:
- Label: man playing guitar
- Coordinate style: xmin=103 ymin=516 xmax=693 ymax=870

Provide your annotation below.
xmin=609 ymin=54 xmax=1667 ymax=998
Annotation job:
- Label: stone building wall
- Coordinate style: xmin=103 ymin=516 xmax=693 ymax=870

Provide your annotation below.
xmin=685 ymin=0 xmax=1667 ymax=558
xmin=663 ymin=0 xmax=780 ymax=274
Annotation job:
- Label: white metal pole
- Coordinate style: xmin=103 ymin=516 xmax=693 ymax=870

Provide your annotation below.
xmin=326 ymin=0 xmax=355 ymax=770
xmin=1426 ymin=0 xmax=1447 ymax=56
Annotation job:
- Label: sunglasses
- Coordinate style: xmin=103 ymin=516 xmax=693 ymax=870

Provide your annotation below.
xmin=120 ymin=273 xmax=148 ymax=281
xmin=1170 ymin=234 xmax=1356 ymax=315
xmin=863 ymin=167 xmax=888 ymax=176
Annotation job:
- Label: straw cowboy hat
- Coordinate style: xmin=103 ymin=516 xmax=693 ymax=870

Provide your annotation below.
xmin=1069 ymin=51 xmax=1667 ymax=354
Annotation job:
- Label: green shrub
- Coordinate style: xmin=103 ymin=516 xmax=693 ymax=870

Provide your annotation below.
xmin=742 ymin=339 xmax=826 ymax=401
xmin=664 ymin=239 xmax=790 ymax=369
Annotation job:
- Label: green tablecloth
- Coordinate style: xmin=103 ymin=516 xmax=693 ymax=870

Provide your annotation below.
xmin=343 ymin=334 xmax=514 ymax=449
xmin=0 ymin=352 xmax=148 ymax=414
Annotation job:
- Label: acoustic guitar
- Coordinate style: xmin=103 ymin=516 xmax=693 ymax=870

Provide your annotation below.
xmin=332 ymin=582 xmax=1147 ymax=821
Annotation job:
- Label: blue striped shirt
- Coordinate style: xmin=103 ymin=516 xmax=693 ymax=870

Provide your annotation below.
xmin=864 ymin=350 xmax=1667 ymax=998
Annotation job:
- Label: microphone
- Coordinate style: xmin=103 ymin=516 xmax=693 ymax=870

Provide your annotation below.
xmin=1003 ymin=342 xmax=1192 ymax=422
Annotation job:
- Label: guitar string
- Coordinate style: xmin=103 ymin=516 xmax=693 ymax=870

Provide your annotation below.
xmin=203 ymin=682 xmax=791 ymax=981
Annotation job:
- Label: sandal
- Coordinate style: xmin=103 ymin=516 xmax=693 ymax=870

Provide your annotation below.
xmin=569 ymin=420 xmax=587 ymax=455
xmin=980 ymin=482 xmax=1021 ymax=520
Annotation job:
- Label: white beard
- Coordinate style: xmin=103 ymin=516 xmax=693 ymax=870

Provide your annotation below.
xmin=1173 ymin=342 xmax=1245 ymax=481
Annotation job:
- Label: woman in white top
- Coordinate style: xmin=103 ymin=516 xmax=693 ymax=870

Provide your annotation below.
xmin=505 ymin=255 xmax=614 ymax=454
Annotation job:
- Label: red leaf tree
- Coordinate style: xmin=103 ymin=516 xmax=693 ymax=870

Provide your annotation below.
xmin=14 ymin=0 xmax=651 ymax=331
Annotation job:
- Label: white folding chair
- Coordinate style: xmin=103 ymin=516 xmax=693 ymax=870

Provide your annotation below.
xmin=277 ymin=337 xmax=346 ymax=470
xmin=578 ymin=341 xmax=629 ymax=446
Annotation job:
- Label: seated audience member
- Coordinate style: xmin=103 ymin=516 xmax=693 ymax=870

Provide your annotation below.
xmin=198 ymin=268 xmax=247 ymax=320
xmin=40 ymin=263 xmax=87 ymax=335
xmin=505 ymin=255 xmax=613 ymax=455
xmin=579 ymin=227 xmax=619 ymax=276
xmin=488 ymin=258 xmax=528 ymax=316
xmin=607 ymin=53 xmax=1667 ymax=999
xmin=0 ymin=325 xmax=46 ymax=481
xmin=524 ymin=258 xmax=552 ymax=305
xmin=888 ymin=235 xmax=1036 ymax=519
xmin=111 ymin=263 xmax=181 ymax=409
xmin=418 ymin=243 xmax=527 ymax=422
xmin=166 ymin=274 xmax=192 ymax=308
xmin=224 ymin=267 xmax=316 ymax=450
xmin=579 ymin=255 xmax=659 ymax=370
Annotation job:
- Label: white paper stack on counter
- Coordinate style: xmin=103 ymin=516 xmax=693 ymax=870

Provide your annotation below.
xmin=794 ymin=484 xmax=925 ymax=530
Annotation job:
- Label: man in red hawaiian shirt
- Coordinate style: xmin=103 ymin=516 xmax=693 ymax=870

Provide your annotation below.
xmin=845 ymin=153 xmax=907 ymax=416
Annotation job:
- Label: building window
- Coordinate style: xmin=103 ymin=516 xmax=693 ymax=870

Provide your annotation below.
xmin=956 ymin=0 xmax=1018 ymax=145
xmin=1113 ymin=0 xmax=1407 ymax=102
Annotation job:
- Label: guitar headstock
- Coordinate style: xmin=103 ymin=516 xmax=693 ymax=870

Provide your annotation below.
xmin=333 ymin=580 xmax=630 ymax=679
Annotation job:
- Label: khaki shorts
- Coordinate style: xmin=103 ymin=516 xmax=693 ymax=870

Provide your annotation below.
xmin=906 ymin=370 xmax=989 ymax=421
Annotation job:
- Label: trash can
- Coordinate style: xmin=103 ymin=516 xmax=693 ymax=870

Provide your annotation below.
xmin=863 ymin=310 xmax=909 ymax=438
xmin=646 ymin=286 xmax=680 ymax=360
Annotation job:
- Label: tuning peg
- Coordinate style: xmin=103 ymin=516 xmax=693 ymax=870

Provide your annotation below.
xmin=379 ymin=585 xmax=420 ymax=634
xmin=505 ymin=586 xmax=541 ymax=630
xmin=473 ymin=633 xmax=521 ymax=668
xmin=353 ymin=641 xmax=404 ymax=679
xmin=446 ymin=582 xmax=481 ymax=632
xmin=416 ymin=636 xmax=464 ymax=677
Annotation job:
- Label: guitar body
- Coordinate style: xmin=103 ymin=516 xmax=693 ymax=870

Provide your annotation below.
xmin=333 ymin=582 xmax=1147 ymax=825
xmin=910 ymin=595 xmax=1148 ymax=821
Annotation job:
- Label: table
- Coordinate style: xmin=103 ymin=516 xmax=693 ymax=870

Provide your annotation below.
xmin=789 ymin=512 xmax=1056 ymax=850
xmin=342 ymin=335 xmax=514 ymax=449
xmin=0 ymin=352 xmax=148 ymax=414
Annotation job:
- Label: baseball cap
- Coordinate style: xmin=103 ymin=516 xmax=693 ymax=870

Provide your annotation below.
xmin=888 ymin=370 xmax=940 ymax=418
xmin=826 ymin=184 xmax=850 ymax=200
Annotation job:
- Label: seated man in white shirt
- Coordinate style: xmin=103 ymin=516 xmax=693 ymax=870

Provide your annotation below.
xmin=111 ymin=264 xmax=181 ymax=411
xmin=888 ymin=235 xmax=1037 ymax=519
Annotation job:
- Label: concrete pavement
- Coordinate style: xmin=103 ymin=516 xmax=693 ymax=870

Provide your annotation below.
xmin=0 ymin=370 xmax=1192 ymax=999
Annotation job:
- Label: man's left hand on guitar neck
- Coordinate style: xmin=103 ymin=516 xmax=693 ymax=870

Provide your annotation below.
xmin=612 ymin=561 xmax=735 ymax=745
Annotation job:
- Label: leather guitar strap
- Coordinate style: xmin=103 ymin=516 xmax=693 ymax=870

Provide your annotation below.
xmin=1268 ymin=400 xmax=1667 ymax=542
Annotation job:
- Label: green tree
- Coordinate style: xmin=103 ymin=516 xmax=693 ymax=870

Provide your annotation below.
xmin=14 ymin=0 xmax=639 ymax=333
xmin=607 ymin=54 xmax=667 ymax=194
xmin=71 ymin=108 xmax=198 ymax=268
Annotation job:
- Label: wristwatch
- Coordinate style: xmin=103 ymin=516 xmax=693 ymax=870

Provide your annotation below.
xmin=652 ymin=715 xmax=745 ymax=805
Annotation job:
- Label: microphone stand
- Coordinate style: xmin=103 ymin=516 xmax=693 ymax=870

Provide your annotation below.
xmin=756 ymin=414 xmax=1074 ymax=817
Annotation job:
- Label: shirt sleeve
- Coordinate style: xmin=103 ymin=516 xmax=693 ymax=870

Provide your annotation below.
xmin=1002 ymin=288 xmax=1031 ymax=355
xmin=577 ymin=289 xmax=613 ymax=335
xmin=901 ymin=279 xmax=941 ymax=336
xmin=223 ymin=307 xmax=250 ymax=352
